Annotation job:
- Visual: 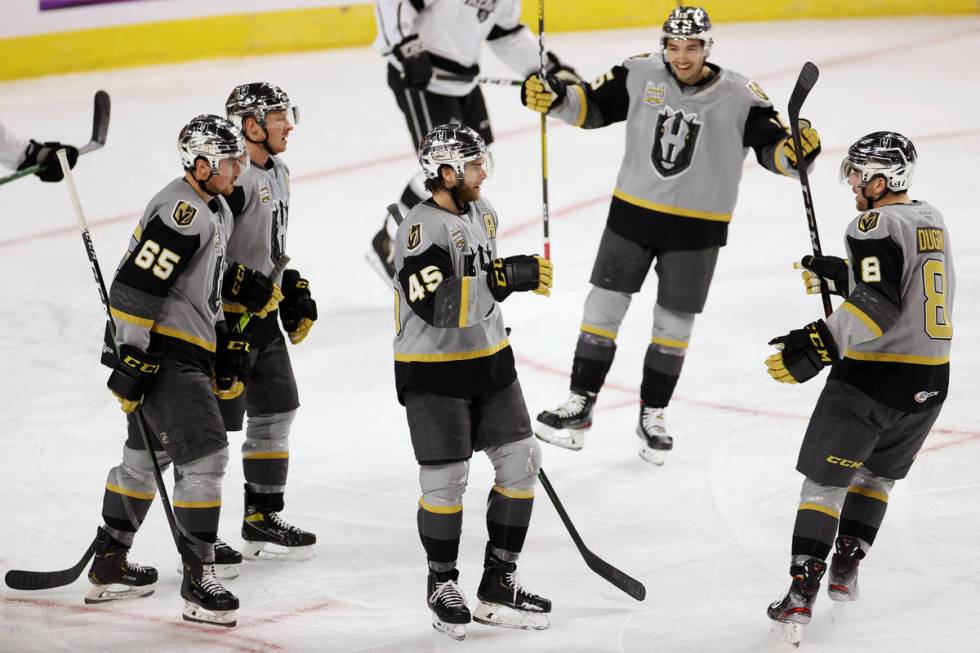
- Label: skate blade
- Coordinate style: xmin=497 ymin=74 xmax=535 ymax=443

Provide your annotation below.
xmin=175 ymin=563 xmax=240 ymax=580
xmin=432 ymin=616 xmax=466 ymax=641
xmin=472 ymin=601 xmax=549 ymax=630
xmin=828 ymin=584 xmax=857 ymax=602
xmin=534 ymin=422 xmax=588 ymax=451
xmin=638 ymin=446 xmax=667 ymax=466
xmin=84 ymin=583 xmax=155 ymax=604
xmin=364 ymin=250 xmax=394 ymax=284
xmin=770 ymin=621 xmax=803 ymax=647
xmin=182 ymin=600 xmax=237 ymax=627
xmin=242 ymin=541 xmax=315 ymax=562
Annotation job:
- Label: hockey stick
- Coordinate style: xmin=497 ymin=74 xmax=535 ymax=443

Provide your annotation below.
xmin=537 ymin=468 xmax=646 ymax=601
xmin=231 ymin=254 xmax=291 ymax=334
xmin=4 ymin=538 xmax=97 ymax=591
xmin=432 ymin=73 xmax=522 ymax=87
xmin=0 ymin=90 xmax=110 ymax=187
xmin=787 ymin=62 xmax=832 ymax=318
xmin=537 ymin=0 xmax=551 ymax=261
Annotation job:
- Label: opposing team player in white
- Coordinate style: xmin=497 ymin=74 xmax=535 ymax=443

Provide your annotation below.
xmin=366 ymin=0 xmax=578 ymax=281
xmin=0 ymin=119 xmax=77 ymax=180
xmin=392 ymin=124 xmax=553 ymax=640
xmin=92 ymin=115 xmax=249 ymax=626
xmin=765 ymin=132 xmax=953 ymax=644
xmin=523 ymin=6 xmax=822 ymax=464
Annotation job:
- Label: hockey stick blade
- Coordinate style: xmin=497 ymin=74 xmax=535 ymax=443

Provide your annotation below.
xmin=79 ymin=90 xmax=110 ymax=155
xmin=5 ymin=537 xmax=96 ymax=590
xmin=788 ymin=62 xmax=819 ymax=122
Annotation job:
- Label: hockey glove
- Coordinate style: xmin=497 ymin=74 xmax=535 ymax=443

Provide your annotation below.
xmin=107 ymin=345 xmax=160 ymax=413
xmin=545 ymin=52 xmax=583 ymax=84
xmin=223 ymin=263 xmax=283 ymax=318
xmin=521 ymin=74 xmax=566 ymax=114
xmin=213 ymin=323 xmax=250 ymax=400
xmin=279 ymin=269 xmax=318 ymax=345
xmin=486 ymin=255 xmax=553 ymax=302
xmin=19 ymin=140 xmax=78 ymax=182
xmin=795 ymin=255 xmax=850 ymax=298
xmin=782 ymin=119 xmax=821 ymax=168
xmin=765 ymin=320 xmax=838 ymax=384
xmin=395 ymin=35 xmax=432 ymax=89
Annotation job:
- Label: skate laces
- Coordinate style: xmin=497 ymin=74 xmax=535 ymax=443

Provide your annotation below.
xmin=640 ymin=406 xmax=666 ymax=435
xmin=430 ymin=578 xmax=466 ymax=609
xmin=199 ymin=564 xmax=231 ymax=596
xmin=267 ymin=511 xmax=300 ymax=534
xmin=555 ymin=393 xmax=587 ymax=418
xmin=505 ymin=570 xmax=542 ymax=603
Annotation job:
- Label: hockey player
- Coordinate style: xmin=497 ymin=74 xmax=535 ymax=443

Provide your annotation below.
xmin=394 ymin=124 xmax=553 ymax=640
xmin=92 ymin=115 xmax=251 ymax=627
xmin=765 ymin=132 xmax=952 ymax=644
xmin=366 ymin=0 xmax=579 ymax=281
xmin=220 ymin=82 xmax=317 ymax=563
xmin=0 ymin=119 xmax=78 ymax=180
xmin=524 ymin=6 xmax=822 ymax=464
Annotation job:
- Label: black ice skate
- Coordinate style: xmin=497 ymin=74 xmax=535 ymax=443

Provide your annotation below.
xmin=178 ymin=537 xmax=242 ymax=579
xmin=365 ymin=222 xmax=396 ymax=283
xmin=636 ymin=404 xmax=673 ymax=466
xmin=242 ymin=494 xmax=316 ymax=562
xmin=535 ymin=391 xmax=596 ymax=451
xmin=473 ymin=546 xmax=550 ymax=630
xmin=85 ymin=526 xmax=157 ymax=604
xmin=427 ymin=568 xmax=471 ymax=641
xmin=767 ymin=558 xmax=827 ymax=646
xmin=181 ymin=560 xmax=239 ymax=627
xmin=828 ymin=535 xmax=865 ymax=603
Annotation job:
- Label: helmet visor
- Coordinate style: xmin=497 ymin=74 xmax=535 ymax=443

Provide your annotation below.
xmin=463 ymin=152 xmax=493 ymax=182
xmin=216 ymin=151 xmax=250 ymax=177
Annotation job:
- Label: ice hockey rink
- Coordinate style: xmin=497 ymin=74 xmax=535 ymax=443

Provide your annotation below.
xmin=2 ymin=14 xmax=979 ymax=653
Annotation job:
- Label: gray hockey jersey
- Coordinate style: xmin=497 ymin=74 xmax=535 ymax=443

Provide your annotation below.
xmin=392 ymin=197 xmax=515 ymax=400
xmin=552 ymin=56 xmax=803 ymax=250
xmin=827 ymin=200 xmax=954 ymax=412
xmin=109 ymin=177 xmax=232 ymax=356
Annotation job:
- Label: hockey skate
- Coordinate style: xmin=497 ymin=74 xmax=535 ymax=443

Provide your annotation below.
xmin=828 ymin=535 xmax=864 ymax=603
xmin=242 ymin=508 xmax=316 ymax=561
xmin=636 ymin=404 xmax=673 ymax=466
xmin=427 ymin=569 xmax=471 ymax=641
xmin=473 ymin=546 xmax=550 ymax=630
xmin=175 ymin=538 xmax=242 ymax=579
xmin=365 ymin=223 xmax=396 ymax=283
xmin=767 ymin=558 xmax=827 ymax=647
xmin=181 ymin=560 xmax=239 ymax=627
xmin=534 ymin=391 xmax=595 ymax=451
xmin=85 ymin=526 xmax=157 ymax=604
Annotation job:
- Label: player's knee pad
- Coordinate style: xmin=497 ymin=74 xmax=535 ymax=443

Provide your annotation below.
xmin=175 ymin=448 xmax=229 ymax=501
xmin=850 ymin=467 xmax=895 ymax=498
xmin=243 ymin=409 xmax=295 ymax=454
xmin=486 ymin=437 xmax=541 ymax=491
xmin=419 ymin=460 xmax=470 ymax=506
xmin=581 ymin=286 xmax=632 ymax=340
xmin=801 ymin=476 xmax=848 ymax=514
xmin=114 ymin=445 xmax=168 ymax=493
xmin=651 ymin=303 xmax=696 ymax=351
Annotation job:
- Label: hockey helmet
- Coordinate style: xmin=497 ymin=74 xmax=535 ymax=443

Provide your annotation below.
xmin=418 ymin=123 xmax=493 ymax=184
xmin=225 ymin=82 xmax=300 ymax=129
xmin=662 ymin=6 xmax=713 ymax=56
xmin=839 ymin=131 xmax=917 ymax=193
xmin=177 ymin=114 xmax=248 ymax=176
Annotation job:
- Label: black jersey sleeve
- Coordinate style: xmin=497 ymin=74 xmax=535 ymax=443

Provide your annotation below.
xmin=569 ymin=65 xmax=630 ymax=129
xmin=399 ymin=244 xmax=457 ymax=327
xmin=224 ymin=185 xmax=247 ymax=219
xmin=844 ymin=235 xmax=905 ymax=336
xmin=744 ymin=105 xmax=791 ymax=170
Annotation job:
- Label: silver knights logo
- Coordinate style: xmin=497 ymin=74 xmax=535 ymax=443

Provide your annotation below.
xmin=651 ymin=105 xmax=702 ymax=179
xmin=465 ymin=0 xmax=496 ymax=22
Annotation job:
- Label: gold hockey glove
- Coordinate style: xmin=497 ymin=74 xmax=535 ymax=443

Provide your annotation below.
xmin=765 ymin=320 xmax=838 ymax=384
xmin=794 ymin=255 xmax=849 ymax=298
xmin=782 ymin=119 xmax=821 ymax=168
xmin=213 ymin=324 xmax=250 ymax=400
xmin=107 ymin=346 xmax=160 ymax=413
xmin=280 ymin=269 xmax=317 ymax=345
xmin=223 ymin=263 xmax=284 ymax=318
xmin=521 ymin=74 xmax=566 ymax=114
xmin=486 ymin=255 xmax=553 ymax=302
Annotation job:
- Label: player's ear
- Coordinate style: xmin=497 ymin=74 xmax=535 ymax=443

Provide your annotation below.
xmin=194 ymin=157 xmax=211 ymax=180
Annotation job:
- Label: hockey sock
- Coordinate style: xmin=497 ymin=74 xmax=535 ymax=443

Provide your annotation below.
xmin=838 ymin=482 xmax=891 ymax=547
xmin=101 ymin=482 xmax=153 ymax=547
xmin=485 ymin=485 xmax=534 ymax=561
xmin=791 ymin=479 xmax=847 ymax=560
xmin=418 ymin=498 xmax=462 ymax=572
xmin=571 ymin=331 xmax=616 ymax=394
xmin=242 ymin=410 xmax=293 ymax=511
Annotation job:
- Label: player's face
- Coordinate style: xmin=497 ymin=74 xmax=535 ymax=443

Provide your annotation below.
xmin=262 ymin=109 xmax=295 ymax=154
xmin=846 ymin=171 xmax=886 ymax=211
xmin=665 ymin=39 xmax=706 ymax=84
xmin=457 ymin=157 xmax=491 ymax=202
xmin=203 ymin=153 xmax=248 ymax=195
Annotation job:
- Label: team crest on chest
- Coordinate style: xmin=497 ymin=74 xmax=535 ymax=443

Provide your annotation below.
xmin=449 ymin=224 xmax=466 ymax=250
xmin=643 ymin=82 xmax=665 ymax=107
xmin=407 ymin=223 xmax=422 ymax=251
xmin=858 ymin=211 xmax=880 ymax=233
xmin=651 ymin=105 xmax=703 ymax=179
xmin=172 ymin=201 xmax=198 ymax=227
xmin=259 ymin=185 xmax=271 ymax=204
xmin=482 ymin=213 xmax=496 ymax=238
xmin=464 ymin=0 xmax=495 ymax=21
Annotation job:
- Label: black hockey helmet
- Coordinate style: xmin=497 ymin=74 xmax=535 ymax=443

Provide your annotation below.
xmin=225 ymin=82 xmax=299 ymax=129
xmin=839 ymin=131 xmax=917 ymax=193
xmin=662 ymin=6 xmax=713 ymax=55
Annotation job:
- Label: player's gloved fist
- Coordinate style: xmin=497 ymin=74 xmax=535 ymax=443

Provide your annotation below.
xmin=783 ymin=119 xmax=821 ymax=167
xmin=212 ymin=324 xmax=250 ymax=400
xmin=486 ymin=255 xmax=552 ymax=302
xmin=794 ymin=254 xmax=849 ymax=298
xmin=18 ymin=139 xmax=79 ymax=182
xmin=279 ymin=269 xmax=318 ymax=345
xmin=521 ymin=74 xmax=566 ymax=114
xmin=107 ymin=345 xmax=160 ymax=413
xmin=765 ymin=320 xmax=838 ymax=385
xmin=545 ymin=52 xmax=583 ymax=84
xmin=223 ymin=263 xmax=284 ymax=318
xmin=395 ymin=34 xmax=432 ymax=89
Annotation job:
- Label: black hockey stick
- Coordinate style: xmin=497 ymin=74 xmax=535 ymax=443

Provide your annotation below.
xmin=387 ymin=202 xmax=403 ymax=226
xmin=787 ymin=62 xmax=832 ymax=318
xmin=0 ymin=90 xmax=110 ymax=186
xmin=4 ymin=538 xmax=96 ymax=590
xmin=537 ymin=0 xmax=551 ymax=261
xmin=537 ymin=469 xmax=646 ymax=601
xmin=433 ymin=73 xmax=522 ymax=87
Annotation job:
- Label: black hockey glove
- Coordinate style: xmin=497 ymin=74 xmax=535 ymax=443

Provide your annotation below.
xmin=545 ymin=51 xmax=583 ymax=84
xmin=486 ymin=255 xmax=553 ymax=302
xmin=395 ymin=34 xmax=432 ymax=89
xmin=213 ymin=323 xmax=250 ymax=399
xmin=795 ymin=254 xmax=850 ymax=298
xmin=107 ymin=345 xmax=160 ymax=413
xmin=765 ymin=320 xmax=838 ymax=385
xmin=279 ymin=269 xmax=317 ymax=345
xmin=223 ymin=263 xmax=283 ymax=318
xmin=522 ymin=74 xmax=566 ymax=114
xmin=18 ymin=139 xmax=78 ymax=182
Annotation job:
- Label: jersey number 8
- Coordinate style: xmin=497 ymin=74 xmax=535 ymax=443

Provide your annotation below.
xmin=134 ymin=239 xmax=181 ymax=280
xmin=922 ymin=258 xmax=952 ymax=340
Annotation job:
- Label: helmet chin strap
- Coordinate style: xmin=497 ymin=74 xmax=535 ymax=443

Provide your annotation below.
xmin=861 ymin=176 xmax=888 ymax=209
xmin=245 ymin=118 xmax=274 ymax=155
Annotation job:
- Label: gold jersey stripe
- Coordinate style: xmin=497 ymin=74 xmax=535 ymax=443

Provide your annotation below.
xmin=841 ymin=302 xmax=883 ymax=338
xmin=798 ymin=502 xmax=840 ymax=519
xmin=613 ymin=188 xmax=733 ymax=223
xmin=242 ymin=452 xmax=289 ymax=460
xmin=173 ymin=499 xmax=222 ymax=509
xmin=580 ymin=323 xmax=617 ymax=340
xmin=847 ymin=485 xmax=889 ymax=503
xmin=394 ymin=339 xmax=510 ymax=363
xmin=105 ymin=482 xmax=155 ymax=501
xmin=419 ymin=498 xmax=462 ymax=515
xmin=844 ymin=349 xmax=949 ymax=366
xmin=110 ymin=307 xmax=153 ymax=329
xmin=151 ymin=324 xmax=216 ymax=353
xmin=650 ymin=336 xmax=689 ymax=350
xmin=458 ymin=277 xmax=471 ymax=329
xmin=492 ymin=484 xmax=535 ymax=500
xmin=571 ymin=84 xmax=588 ymax=127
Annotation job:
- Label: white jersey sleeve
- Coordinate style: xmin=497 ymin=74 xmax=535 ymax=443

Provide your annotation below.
xmin=486 ymin=0 xmax=541 ymax=77
xmin=0 ymin=120 xmax=29 ymax=171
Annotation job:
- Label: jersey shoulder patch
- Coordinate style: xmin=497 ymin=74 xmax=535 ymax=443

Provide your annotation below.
xmin=171 ymin=200 xmax=198 ymax=228
xmin=857 ymin=211 xmax=881 ymax=234
xmin=746 ymin=80 xmax=769 ymax=102
xmin=407 ymin=223 xmax=423 ymax=252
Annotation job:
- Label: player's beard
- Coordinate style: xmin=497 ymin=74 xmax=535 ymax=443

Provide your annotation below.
xmin=455 ymin=182 xmax=480 ymax=204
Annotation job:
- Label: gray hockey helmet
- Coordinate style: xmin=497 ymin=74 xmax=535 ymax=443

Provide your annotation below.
xmin=177 ymin=114 xmax=247 ymax=174
xmin=225 ymin=82 xmax=299 ymax=129
xmin=839 ymin=131 xmax=917 ymax=192
xmin=418 ymin=124 xmax=492 ymax=183
xmin=662 ymin=6 xmax=713 ymax=56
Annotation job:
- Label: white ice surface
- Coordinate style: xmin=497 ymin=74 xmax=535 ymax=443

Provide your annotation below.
xmin=2 ymin=15 xmax=980 ymax=653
